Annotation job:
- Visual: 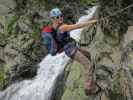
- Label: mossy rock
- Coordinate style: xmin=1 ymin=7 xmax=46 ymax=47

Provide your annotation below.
xmin=61 ymin=61 xmax=90 ymax=100
xmin=0 ymin=64 xmax=11 ymax=90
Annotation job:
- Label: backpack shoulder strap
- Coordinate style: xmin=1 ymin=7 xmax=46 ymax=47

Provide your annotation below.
xmin=41 ymin=26 xmax=57 ymax=41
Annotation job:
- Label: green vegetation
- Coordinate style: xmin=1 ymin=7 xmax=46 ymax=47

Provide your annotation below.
xmin=7 ymin=15 xmax=19 ymax=34
xmin=0 ymin=70 xmax=5 ymax=89
xmin=0 ymin=64 xmax=11 ymax=90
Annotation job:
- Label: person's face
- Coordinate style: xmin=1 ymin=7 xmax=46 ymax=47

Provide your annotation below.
xmin=52 ymin=15 xmax=64 ymax=24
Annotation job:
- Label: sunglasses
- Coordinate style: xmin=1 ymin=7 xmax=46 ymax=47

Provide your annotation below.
xmin=55 ymin=15 xmax=63 ymax=19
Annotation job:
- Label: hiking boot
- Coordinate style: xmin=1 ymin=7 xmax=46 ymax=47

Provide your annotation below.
xmin=84 ymin=79 xmax=100 ymax=95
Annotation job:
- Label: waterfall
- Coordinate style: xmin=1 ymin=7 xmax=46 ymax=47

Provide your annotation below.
xmin=0 ymin=6 xmax=97 ymax=100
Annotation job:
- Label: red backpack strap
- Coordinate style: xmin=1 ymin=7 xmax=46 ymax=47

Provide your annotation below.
xmin=42 ymin=26 xmax=53 ymax=33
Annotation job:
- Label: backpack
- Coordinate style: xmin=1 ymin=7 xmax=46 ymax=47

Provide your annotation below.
xmin=41 ymin=26 xmax=64 ymax=53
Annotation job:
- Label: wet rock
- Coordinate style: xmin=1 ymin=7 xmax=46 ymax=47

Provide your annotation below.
xmin=5 ymin=33 xmax=46 ymax=82
xmin=122 ymin=41 xmax=133 ymax=76
xmin=0 ymin=0 xmax=16 ymax=15
xmin=0 ymin=32 xmax=47 ymax=89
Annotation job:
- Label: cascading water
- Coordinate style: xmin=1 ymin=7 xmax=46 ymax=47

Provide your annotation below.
xmin=0 ymin=6 xmax=97 ymax=100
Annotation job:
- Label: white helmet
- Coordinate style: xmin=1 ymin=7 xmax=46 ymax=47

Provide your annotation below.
xmin=50 ymin=8 xmax=62 ymax=18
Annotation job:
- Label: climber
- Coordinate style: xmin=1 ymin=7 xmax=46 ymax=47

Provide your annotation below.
xmin=41 ymin=8 xmax=98 ymax=95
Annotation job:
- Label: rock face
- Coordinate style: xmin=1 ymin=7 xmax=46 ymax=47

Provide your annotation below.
xmin=98 ymin=0 xmax=133 ymax=46
xmin=0 ymin=0 xmax=48 ymax=90
xmin=0 ymin=32 xmax=47 ymax=90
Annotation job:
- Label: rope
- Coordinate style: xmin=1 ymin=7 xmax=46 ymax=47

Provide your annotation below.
xmin=79 ymin=3 xmax=133 ymax=47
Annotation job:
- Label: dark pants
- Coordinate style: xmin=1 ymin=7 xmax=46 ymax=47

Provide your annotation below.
xmin=73 ymin=47 xmax=93 ymax=78
xmin=64 ymin=43 xmax=93 ymax=81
